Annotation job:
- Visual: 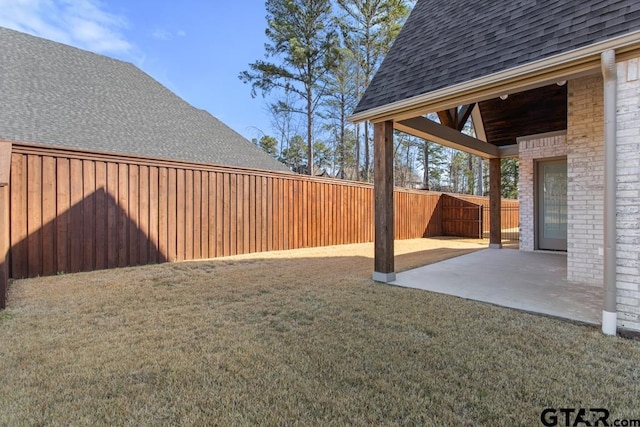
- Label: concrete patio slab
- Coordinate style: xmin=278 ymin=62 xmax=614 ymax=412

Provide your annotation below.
xmin=390 ymin=249 xmax=602 ymax=325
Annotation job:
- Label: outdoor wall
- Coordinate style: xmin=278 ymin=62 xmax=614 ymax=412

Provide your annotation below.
xmin=566 ymin=74 xmax=605 ymax=286
xmin=616 ymin=57 xmax=640 ymax=332
xmin=517 ymin=133 xmax=568 ymax=251
xmin=515 ymin=68 xmax=640 ymax=333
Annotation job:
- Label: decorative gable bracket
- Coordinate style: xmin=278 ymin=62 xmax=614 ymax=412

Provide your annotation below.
xmin=437 ymin=103 xmax=476 ymax=131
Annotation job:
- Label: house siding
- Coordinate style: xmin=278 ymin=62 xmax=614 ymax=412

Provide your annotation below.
xmin=616 ymin=57 xmax=640 ymax=332
xmin=566 ymin=75 xmax=605 ymax=286
xmin=518 ymin=133 xmax=568 ymax=251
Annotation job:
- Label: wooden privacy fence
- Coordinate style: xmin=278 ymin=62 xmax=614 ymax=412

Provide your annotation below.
xmin=4 ymin=143 xmax=443 ymax=281
xmin=0 ymin=142 xmax=518 ymax=307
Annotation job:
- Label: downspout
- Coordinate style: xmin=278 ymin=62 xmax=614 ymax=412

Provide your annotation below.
xmin=601 ymin=50 xmax=617 ymax=336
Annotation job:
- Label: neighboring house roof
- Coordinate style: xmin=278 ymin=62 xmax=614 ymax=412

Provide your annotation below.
xmin=0 ymin=27 xmax=290 ymax=172
xmin=354 ymin=0 xmax=640 ymax=115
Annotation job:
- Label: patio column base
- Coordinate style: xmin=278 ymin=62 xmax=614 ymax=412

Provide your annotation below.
xmin=602 ymin=310 xmax=617 ymax=336
xmin=373 ymin=271 xmax=396 ymax=283
xmin=489 ymin=243 xmax=502 ymax=249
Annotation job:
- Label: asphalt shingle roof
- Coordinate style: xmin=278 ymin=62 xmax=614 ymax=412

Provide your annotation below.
xmin=354 ymin=0 xmax=640 ymax=114
xmin=0 ymin=27 xmax=290 ymax=172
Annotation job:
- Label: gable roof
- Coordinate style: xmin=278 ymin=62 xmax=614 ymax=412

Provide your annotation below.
xmin=0 ymin=27 xmax=290 ymax=173
xmin=354 ymin=0 xmax=640 ymax=116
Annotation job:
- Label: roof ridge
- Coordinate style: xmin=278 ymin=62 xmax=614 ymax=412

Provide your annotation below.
xmin=0 ymin=25 xmax=136 ymax=68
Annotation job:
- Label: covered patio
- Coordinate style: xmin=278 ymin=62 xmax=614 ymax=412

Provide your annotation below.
xmin=391 ymin=249 xmax=602 ymax=325
xmin=349 ymin=0 xmax=640 ymax=334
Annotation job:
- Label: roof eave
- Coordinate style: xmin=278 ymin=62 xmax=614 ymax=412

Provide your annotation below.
xmin=350 ymin=30 xmax=640 ymax=124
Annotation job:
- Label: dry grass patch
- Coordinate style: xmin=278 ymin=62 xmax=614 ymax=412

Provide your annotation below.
xmin=1 ymin=238 xmax=639 ymax=426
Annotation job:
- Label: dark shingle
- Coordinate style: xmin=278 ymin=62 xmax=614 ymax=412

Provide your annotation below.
xmin=0 ymin=27 xmax=290 ymax=173
xmin=354 ymin=0 xmax=640 ymax=115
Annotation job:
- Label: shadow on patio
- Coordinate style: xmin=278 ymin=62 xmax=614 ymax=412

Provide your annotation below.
xmin=391 ymin=248 xmax=602 ymax=325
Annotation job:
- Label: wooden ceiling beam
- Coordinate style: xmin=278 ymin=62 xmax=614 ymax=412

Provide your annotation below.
xmin=437 ymin=110 xmax=455 ymax=128
xmin=395 ymin=116 xmax=499 ymax=159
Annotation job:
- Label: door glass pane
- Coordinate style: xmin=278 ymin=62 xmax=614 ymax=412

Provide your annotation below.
xmin=542 ymin=163 xmax=567 ymax=240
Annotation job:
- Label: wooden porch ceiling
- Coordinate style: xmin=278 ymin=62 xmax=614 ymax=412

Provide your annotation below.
xmin=477 ymin=83 xmax=568 ymax=147
xmin=394 ymin=83 xmax=567 ymax=158
xmin=395 ymin=83 xmax=568 ymax=158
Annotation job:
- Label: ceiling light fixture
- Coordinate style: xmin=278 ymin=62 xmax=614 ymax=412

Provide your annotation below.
xmin=557 ymin=80 xmax=567 ymax=86
xmin=500 ymin=94 xmax=509 ymax=100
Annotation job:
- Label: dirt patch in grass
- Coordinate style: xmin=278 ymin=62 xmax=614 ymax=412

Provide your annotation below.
xmin=1 ymin=238 xmax=639 ymax=426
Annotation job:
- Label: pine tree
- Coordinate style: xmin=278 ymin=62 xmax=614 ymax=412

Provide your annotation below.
xmin=417 ymin=140 xmax=447 ymax=190
xmin=337 ymin=0 xmax=413 ymax=181
xmin=240 ymin=0 xmax=339 ymax=175
xmin=323 ymin=47 xmax=358 ymax=179
xmin=254 ymin=135 xmax=279 ymax=158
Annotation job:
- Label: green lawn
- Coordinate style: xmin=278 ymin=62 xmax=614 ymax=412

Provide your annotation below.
xmin=1 ymin=238 xmax=638 ymax=426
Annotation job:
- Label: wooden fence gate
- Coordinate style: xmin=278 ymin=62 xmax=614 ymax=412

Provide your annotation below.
xmin=441 ymin=194 xmax=483 ymax=238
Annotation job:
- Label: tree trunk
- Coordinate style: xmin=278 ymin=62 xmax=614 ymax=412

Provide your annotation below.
xmin=423 ymin=141 xmax=430 ymax=190
xmin=405 ymin=139 xmax=411 ymax=188
xmin=467 ymin=154 xmax=474 ymax=194
xmin=363 ymin=26 xmax=372 ymax=183
xmin=339 ymin=94 xmax=345 ymax=178
xmin=306 ymin=87 xmax=314 ymax=175
xmin=476 ymin=158 xmax=483 ymax=195
xmin=355 ymin=124 xmax=360 ymax=181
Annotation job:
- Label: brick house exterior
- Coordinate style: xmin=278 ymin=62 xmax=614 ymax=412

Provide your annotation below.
xmin=517 ymin=133 xmax=567 ymax=252
xmin=517 ymin=62 xmax=640 ymax=332
xmin=351 ymin=0 xmax=640 ymax=335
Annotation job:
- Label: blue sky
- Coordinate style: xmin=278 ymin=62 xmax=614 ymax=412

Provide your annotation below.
xmin=0 ymin=0 xmax=276 ymax=141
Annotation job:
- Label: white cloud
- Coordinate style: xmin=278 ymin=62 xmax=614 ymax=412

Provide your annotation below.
xmin=0 ymin=0 xmax=133 ymax=55
xmin=152 ymin=27 xmax=187 ymax=41
xmin=151 ymin=27 xmax=171 ymax=40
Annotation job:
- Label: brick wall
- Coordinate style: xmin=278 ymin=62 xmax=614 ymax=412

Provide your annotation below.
xmin=517 ymin=133 xmax=567 ymax=251
xmin=517 ymin=68 xmax=640 ymax=333
xmin=566 ymin=75 xmax=604 ymax=286
xmin=516 ymin=75 xmax=604 ymax=285
xmin=616 ymin=57 xmax=640 ymax=332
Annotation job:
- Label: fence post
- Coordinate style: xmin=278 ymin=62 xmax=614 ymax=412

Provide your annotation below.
xmin=0 ymin=141 xmax=11 ymax=309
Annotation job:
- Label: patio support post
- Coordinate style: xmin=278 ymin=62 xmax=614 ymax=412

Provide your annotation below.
xmin=373 ymin=121 xmax=395 ymax=282
xmin=0 ymin=141 xmax=12 ymax=309
xmin=489 ymin=157 xmax=502 ymax=249
xmin=601 ymin=50 xmax=617 ymax=336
